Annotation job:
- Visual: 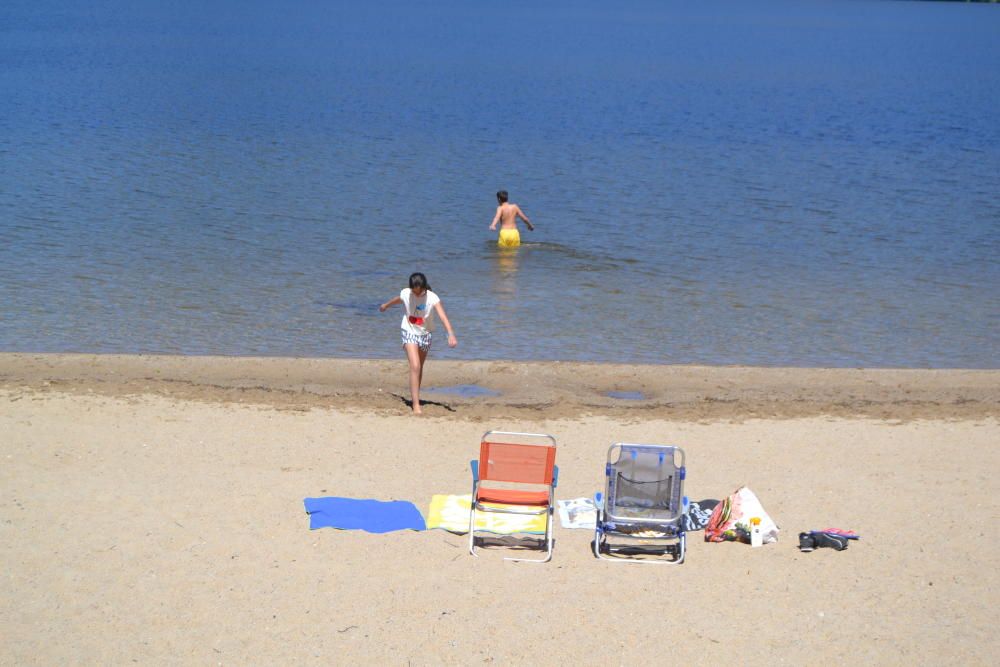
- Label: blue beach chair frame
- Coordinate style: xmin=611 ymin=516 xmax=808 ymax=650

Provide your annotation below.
xmin=594 ymin=443 xmax=688 ymax=564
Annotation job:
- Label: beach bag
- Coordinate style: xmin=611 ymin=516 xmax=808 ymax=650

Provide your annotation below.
xmin=704 ymin=486 xmax=779 ymax=544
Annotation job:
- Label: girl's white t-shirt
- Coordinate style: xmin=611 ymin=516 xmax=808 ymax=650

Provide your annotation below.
xmin=400 ymin=288 xmax=440 ymax=335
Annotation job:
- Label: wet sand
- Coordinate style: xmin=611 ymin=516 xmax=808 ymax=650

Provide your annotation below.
xmin=1 ymin=353 xmax=998 ymax=421
xmin=1 ymin=353 xmax=998 ymax=664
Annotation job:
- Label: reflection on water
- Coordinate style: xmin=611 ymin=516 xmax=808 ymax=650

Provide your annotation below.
xmin=491 ymin=245 xmax=520 ymax=315
xmin=493 ymin=246 xmax=521 ymax=279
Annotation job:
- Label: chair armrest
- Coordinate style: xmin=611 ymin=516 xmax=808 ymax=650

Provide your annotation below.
xmin=553 ymin=465 xmax=559 ymax=488
xmin=594 ymin=491 xmax=604 ymax=510
xmin=470 ymin=460 xmax=479 ymax=483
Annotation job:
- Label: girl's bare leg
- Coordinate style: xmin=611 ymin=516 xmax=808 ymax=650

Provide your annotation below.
xmin=404 ymin=343 xmax=424 ymax=414
xmin=418 ymin=346 xmax=429 ymax=387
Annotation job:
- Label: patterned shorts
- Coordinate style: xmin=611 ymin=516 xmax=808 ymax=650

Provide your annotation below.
xmin=401 ymin=330 xmax=432 ymax=351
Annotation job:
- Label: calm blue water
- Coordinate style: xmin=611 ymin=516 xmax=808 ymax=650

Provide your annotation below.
xmin=1 ymin=0 xmax=998 ymax=367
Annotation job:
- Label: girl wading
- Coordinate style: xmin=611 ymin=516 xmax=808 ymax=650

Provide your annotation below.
xmin=379 ymin=272 xmax=458 ymax=414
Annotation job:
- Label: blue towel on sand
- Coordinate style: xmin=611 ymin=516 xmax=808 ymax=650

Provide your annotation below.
xmin=304 ymin=497 xmax=426 ymax=533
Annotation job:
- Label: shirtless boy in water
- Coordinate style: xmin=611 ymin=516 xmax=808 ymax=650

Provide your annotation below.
xmin=489 ymin=190 xmax=534 ymax=247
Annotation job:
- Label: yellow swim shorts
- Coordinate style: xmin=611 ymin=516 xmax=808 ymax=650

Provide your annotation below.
xmin=497 ymin=228 xmax=521 ymax=247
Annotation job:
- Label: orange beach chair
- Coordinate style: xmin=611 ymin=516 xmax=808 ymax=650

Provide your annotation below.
xmin=468 ymin=430 xmax=558 ymax=563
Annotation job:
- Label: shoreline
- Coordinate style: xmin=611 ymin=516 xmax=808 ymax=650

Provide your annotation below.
xmin=2 ymin=352 xmax=997 ymax=420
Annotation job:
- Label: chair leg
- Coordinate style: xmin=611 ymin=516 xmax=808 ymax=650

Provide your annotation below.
xmin=544 ymin=506 xmax=554 ymax=562
xmin=502 ymin=505 xmax=553 ymax=563
xmin=595 ymin=531 xmax=685 ymax=565
xmin=674 ymin=532 xmax=686 ymax=565
xmin=594 ymin=512 xmax=615 ymax=561
xmin=468 ymin=502 xmax=552 ymax=563
xmin=468 ymin=505 xmax=479 ymax=558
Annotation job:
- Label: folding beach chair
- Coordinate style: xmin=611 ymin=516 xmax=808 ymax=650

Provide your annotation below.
xmin=469 ymin=430 xmax=558 ymax=563
xmin=594 ymin=443 xmax=688 ymax=564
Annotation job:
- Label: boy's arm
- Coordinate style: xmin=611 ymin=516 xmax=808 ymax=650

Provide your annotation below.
xmin=516 ymin=206 xmax=534 ymax=231
xmin=433 ymin=302 xmax=458 ymax=347
xmin=379 ymin=296 xmax=402 ymax=312
xmin=489 ymin=206 xmax=502 ymax=231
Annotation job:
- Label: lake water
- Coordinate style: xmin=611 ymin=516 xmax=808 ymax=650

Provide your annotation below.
xmin=1 ymin=0 xmax=998 ymax=367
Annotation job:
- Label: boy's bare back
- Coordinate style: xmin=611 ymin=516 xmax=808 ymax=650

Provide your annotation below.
xmin=491 ymin=203 xmax=534 ymax=231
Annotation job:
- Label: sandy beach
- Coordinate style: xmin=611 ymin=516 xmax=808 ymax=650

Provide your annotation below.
xmin=2 ymin=353 xmax=998 ymax=665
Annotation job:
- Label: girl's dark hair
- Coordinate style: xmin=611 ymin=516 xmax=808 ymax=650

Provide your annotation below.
xmin=496 ymin=190 xmax=508 ymax=204
xmin=409 ymin=272 xmax=431 ymax=292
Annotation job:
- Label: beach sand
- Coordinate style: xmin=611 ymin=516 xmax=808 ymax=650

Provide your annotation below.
xmin=2 ymin=353 xmax=998 ymax=664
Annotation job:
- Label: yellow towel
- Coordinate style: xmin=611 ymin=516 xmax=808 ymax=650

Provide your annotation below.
xmin=426 ymin=494 xmax=548 ymax=534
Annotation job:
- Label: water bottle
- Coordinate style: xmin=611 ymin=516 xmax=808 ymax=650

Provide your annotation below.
xmin=750 ymin=516 xmax=763 ymax=547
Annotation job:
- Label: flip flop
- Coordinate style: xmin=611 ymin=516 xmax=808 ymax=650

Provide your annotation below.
xmin=820 ymin=528 xmax=860 ymax=539
xmin=811 ymin=531 xmax=849 ymax=550
xmin=800 ymin=531 xmax=849 ymax=552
